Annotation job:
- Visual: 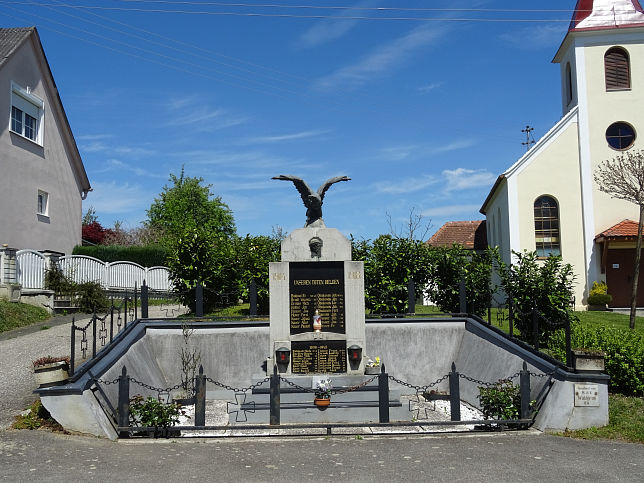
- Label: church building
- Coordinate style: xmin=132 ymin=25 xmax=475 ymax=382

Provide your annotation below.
xmin=481 ymin=0 xmax=644 ymax=308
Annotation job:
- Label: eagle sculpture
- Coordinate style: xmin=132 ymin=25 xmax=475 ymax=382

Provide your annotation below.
xmin=272 ymin=174 xmax=351 ymax=227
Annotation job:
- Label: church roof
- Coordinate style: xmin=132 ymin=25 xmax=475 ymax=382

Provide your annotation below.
xmin=427 ymin=220 xmax=488 ymax=250
xmin=596 ymin=219 xmax=644 ymax=239
xmin=569 ymin=0 xmax=644 ymax=31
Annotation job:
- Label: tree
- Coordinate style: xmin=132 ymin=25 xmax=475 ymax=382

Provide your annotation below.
xmin=147 ymin=168 xmax=236 ymax=244
xmin=594 ymin=149 xmax=644 ymax=330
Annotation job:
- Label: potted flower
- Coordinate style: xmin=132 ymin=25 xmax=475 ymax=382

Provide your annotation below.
xmin=33 ymin=355 xmax=70 ymax=388
xmin=314 ymin=378 xmax=332 ymax=407
xmin=365 ymin=356 xmax=381 ymax=374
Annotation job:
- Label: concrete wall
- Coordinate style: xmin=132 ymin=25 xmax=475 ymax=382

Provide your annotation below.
xmin=39 ymin=318 xmax=608 ymax=438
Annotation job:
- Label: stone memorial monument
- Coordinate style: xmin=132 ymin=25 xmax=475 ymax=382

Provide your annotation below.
xmin=268 ymin=175 xmax=367 ymax=375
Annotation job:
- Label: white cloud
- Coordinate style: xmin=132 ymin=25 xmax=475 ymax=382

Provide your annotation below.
xmin=107 ymin=159 xmax=165 ymax=178
xmin=372 ymin=175 xmax=438 ymax=194
xmin=442 ymin=168 xmax=496 ymax=191
xmin=85 ymin=181 xmax=152 ymax=216
xmin=299 ymin=0 xmax=382 ymax=48
xmin=313 ymin=24 xmax=448 ymax=91
xmin=418 ymin=82 xmax=442 ymax=93
xmin=499 ymin=24 xmax=564 ymax=50
xmin=376 ymin=138 xmax=477 ymax=161
xmin=166 ymin=100 xmax=247 ymax=131
xmin=421 ymin=204 xmax=482 ymax=217
xmin=248 ymin=130 xmax=329 ymax=144
xmin=433 ymin=139 xmax=478 ymax=154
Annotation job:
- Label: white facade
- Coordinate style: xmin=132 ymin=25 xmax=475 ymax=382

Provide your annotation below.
xmin=481 ymin=1 xmax=644 ymax=307
xmin=0 ymin=28 xmax=90 ymax=255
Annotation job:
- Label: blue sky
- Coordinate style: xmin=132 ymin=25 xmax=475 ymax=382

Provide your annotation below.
xmin=2 ymin=1 xmax=577 ymax=240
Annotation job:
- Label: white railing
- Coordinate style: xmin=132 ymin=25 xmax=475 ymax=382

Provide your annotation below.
xmin=16 ymin=250 xmax=47 ymax=289
xmin=16 ymin=252 xmax=172 ymax=291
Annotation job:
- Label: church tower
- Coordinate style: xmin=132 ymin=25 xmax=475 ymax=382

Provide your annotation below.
xmin=553 ymin=0 xmax=644 ymax=300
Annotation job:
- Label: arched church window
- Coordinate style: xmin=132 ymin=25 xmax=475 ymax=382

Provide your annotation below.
xmin=534 ymin=196 xmax=560 ymax=257
xmin=604 ymin=47 xmax=630 ymax=90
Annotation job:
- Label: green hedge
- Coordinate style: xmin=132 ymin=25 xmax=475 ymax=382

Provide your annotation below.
xmin=72 ymin=245 xmax=169 ymax=267
xmin=549 ymin=324 xmax=644 ymax=396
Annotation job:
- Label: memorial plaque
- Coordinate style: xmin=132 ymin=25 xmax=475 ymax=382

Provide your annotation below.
xmin=291 ymin=340 xmax=347 ymax=374
xmin=574 ymin=383 xmax=600 ymax=407
xmin=289 ymin=261 xmax=345 ymax=334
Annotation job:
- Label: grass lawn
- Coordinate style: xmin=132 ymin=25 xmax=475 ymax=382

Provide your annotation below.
xmin=0 ymin=298 xmax=49 ymax=333
xmin=559 ymin=394 xmax=644 ymax=444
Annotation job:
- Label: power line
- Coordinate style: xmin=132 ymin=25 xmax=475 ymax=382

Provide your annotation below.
xmin=0 ymin=2 xmax=576 ymax=22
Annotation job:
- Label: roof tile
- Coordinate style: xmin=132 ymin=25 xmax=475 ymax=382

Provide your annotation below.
xmin=596 ymin=219 xmax=644 ymax=238
xmin=427 ymin=220 xmax=488 ymax=250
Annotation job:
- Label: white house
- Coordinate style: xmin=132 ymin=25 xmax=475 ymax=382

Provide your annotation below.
xmin=481 ymin=0 xmax=644 ymax=308
xmin=0 ymin=27 xmax=91 ymax=256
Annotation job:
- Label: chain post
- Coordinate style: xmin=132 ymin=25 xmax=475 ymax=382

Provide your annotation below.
xmin=407 ymin=278 xmax=415 ymax=314
xmin=459 ymin=275 xmax=466 ymax=314
xmin=508 ymin=297 xmax=514 ymax=338
xmin=520 ymin=361 xmax=531 ymax=420
xmin=532 ymin=307 xmax=540 ymax=351
xmin=565 ymin=314 xmax=572 ymax=368
xmin=70 ymin=317 xmax=76 ymax=376
xmin=379 ymin=364 xmax=390 ymax=423
xmin=92 ymin=314 xmax=97 ymax=358
xmin=249 ymin=278 xmax=257 ymax=316
xmin=196 ymin=282 xmax=204 ymax=317
xmin=270 ymin=365 xmax=280 ymax=426
xmin=141 ymin=280 xmax=149 ymax=319
xmin=110 ymin=300 xmax=114 ymax=343
xmin=449 ymin=362 xmax=461 ymax=421
xmin=124 ymin=295 xmax=128 ymax=326
xmin=118 ymin=366 xmax=130 ymax=438
xmin=134 ymin=282 xmax=138 ymax=320
xmin=194 ymin=365 xmax=206 ymax=427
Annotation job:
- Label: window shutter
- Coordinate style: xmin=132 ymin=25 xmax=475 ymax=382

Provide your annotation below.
xmin=605 ymin=48 xmax=630 ymax=90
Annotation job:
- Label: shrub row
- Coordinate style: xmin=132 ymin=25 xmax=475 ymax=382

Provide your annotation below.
xmin=72 ymin=244 xmax=169 ymax=267
xmin=549 ymin=324 xmax=644 ymax=396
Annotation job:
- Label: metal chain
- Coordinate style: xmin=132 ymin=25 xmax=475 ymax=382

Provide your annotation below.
xmin=129 ymin=377 xmax=183 ymax=394
xmin=204 ymin=376 xmax=270 ymax=393
xmin=387 ymin=373 xmax=450 ymax=393
xmin=93 ymin=377 xmax=120 ymax=385
xmin=330 ymin=375 xmax=378 ymax=395
xmin=458 ymin=373 xmax=499 ymax=387
xmin=279 ymin=377 xmax=316 ymax=393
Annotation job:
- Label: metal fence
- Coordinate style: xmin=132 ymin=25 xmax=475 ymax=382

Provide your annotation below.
xmin=93 ymin=361 xmax=545 ymax=438
xmin=16 ymin=250 xmax=171 ymax=291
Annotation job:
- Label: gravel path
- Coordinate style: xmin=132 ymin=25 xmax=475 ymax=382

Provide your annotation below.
xmin=0 ymin=306 xmax=187 ymax=430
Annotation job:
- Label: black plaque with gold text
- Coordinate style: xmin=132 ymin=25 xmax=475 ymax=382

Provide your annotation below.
xmin=289 ymin=261 xmax=345 ymax=334
xmin=291 ymin=340 xmax=347 ymax=374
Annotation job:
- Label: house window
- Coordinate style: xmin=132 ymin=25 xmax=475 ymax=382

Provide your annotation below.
xmin=604 ymin=47 xmax=630 ymax=90
xmin=605 ymin=122 xmax=636 ymax=150
xmin=37 ymin=190 xmax=48 ymax=216
xmin=10 ymin=82 xmax=44 ymax=144
xmin=534 ymin=196 xmax=560 ymax=257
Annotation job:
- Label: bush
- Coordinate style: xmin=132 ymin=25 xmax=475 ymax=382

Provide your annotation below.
xmin=425 ymin=245 xmax=495 ymax=316
xmin=72 ymin=244 xmax=169 ymax=267
xmin=129 ymin=395 xmax=186 ymax=435
xmin=497 ymin=251 xmax=577 ymax=343
xmin=478 ymin=380 xmax=521 ymax=420
xmin=587 ymin=281 xmax=612 ymax=306
xmin=76 ymin=281 xmax=110 ymax=313
xmin=549 ymin=324 xmax=644 ymax=395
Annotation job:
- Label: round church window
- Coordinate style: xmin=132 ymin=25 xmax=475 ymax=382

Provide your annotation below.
xmin=605 ymin=122 xmax=636 ymax=150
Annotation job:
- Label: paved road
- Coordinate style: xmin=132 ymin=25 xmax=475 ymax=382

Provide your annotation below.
xmin=0 ymin=306 xmax=186 ymax=430
xmin=0 ymin=429 xmax=643 ymax=482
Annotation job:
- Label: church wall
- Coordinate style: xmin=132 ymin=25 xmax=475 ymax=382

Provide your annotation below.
xmin=483 ymin=180 xmax=511 ymax=266
xmin=514 ymin=121 xmax=588 ymax=305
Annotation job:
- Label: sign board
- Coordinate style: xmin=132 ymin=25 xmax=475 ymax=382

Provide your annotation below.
xmin=289 ymin=261 xmax=345 ymax=334
xmin=291 ymin=340 xmax=347 ymax=374
xmin=574 ymin=383 xmax=600 ymax=407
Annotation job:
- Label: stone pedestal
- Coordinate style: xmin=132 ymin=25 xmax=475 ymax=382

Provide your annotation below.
xmin=268 ymin=228 xmax=366 ymax=375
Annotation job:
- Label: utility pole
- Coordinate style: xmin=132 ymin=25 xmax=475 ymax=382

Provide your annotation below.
xmin=522 ymin=125 xmax=535 ymax=151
